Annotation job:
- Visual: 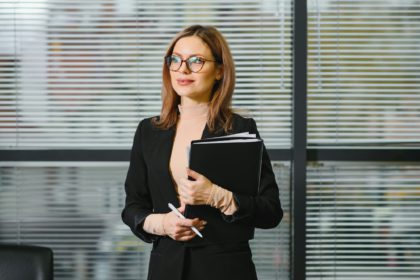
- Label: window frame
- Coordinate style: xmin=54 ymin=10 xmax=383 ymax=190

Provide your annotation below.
xmin=1 ymin=1 xmax=420 ymax=280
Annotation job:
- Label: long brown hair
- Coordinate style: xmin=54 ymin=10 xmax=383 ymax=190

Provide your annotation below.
xmin=153 ymin=25 xmax=235 ymax=132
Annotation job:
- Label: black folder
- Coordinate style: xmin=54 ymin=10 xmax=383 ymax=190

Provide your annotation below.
xmin=185 ymin=134 xmax=263 ymax=244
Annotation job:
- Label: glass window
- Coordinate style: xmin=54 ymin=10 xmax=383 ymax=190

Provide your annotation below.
xmin=0 ymin=162 xmax=290 ymax=280
xmin=307 ymin=0 xmax=420 ymax=148
xmin=0 ymin=0 xmax=293 ymax=149
xmin=306 ymin=162 xmax=420 ymax=279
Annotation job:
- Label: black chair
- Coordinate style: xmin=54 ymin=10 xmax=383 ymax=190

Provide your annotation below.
xmin=0 ymin=244 xmax=53 ymax=280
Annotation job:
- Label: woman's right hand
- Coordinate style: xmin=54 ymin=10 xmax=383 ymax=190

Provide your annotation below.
xmin=162 ymin=205 xmax=206 ymax=241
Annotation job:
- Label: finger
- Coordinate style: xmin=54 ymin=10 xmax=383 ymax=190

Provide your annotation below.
xmin=179 ymin=190 xmax=192 ymax=205
xmin=173 ymin=227 xmax=195 ymax=240
xmin=176 ymin=219 xmax=196 ymax=227
xmin=178 ymin=180 xmax=192 ymax=195
xmin=178 ymin=182 xmax=191 ymax=195
xmin=180 ymin=177 xmax=195 ymax=189
xmin=186 ymin=168 xmax=202 ymax=180
xmin=177 ymin=231 xmax=196 ymax=241
xmin=194 ymin=219 xmax=207 ymax=231
xmin=171 ymin=224 xmax=192 ymax=239
xmin=181 ymin=228 xmax=197 ymax=238
xmin=174 ymin=226 xmax=192 ymax=236
xmin=178 ymin=204 xmax=185 ymax=214
xmin=179 ymin=197 xmax=187 ymax=206
xmin=190 ymin=218 xmax=204 ymax=227
xmin=177 ymin=187 xmax=188 ymax=200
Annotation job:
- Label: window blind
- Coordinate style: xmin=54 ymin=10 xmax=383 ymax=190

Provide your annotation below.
xmin=0 ymin=0 xmax=293 ymax=149
xmin=307 ymin=0 xmax=420 ymax=147
xmin=0 ymin=2 xmax=292 ymax=280
xmin=0 ymin=161 xmax=290 ymax=280
xmin=0 ymin=163 xmax=150 ymax=280
xmin=306 ymin=162 xmax=420 ymax=279
xmin=251 ymin=162 xmax=291 ymax=280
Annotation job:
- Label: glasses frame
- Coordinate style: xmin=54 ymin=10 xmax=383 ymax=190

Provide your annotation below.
xmin=165 ymin=55 xmax=218 ymax=73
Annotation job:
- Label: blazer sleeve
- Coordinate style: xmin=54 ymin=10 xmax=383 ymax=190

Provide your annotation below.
xmin=223 ymin=118 xmax=283 ymax=229
xmin=121 ymin=120 xmax=157 ymax=243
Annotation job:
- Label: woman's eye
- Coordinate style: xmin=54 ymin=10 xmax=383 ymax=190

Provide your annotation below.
xmin=171 ymin=56 xmax=181 ymax=63
xmin=190 ymin=57 xmax=204 ymax=64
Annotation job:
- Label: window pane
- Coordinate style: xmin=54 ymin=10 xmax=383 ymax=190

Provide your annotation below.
xmin=0 ymin=161 xmax=290 ymax=280
xmin=0 ymin=0 xmax=293 ymax=149
xmin=0 ymin=162 xmax=150 ymax=280
xmin=251 ymin=161 xmax=291 ymax=280
xmin=306 ymin=162 xmax=420 ymax=279
xmin=307 ymin=0 xmax=420 ymax=147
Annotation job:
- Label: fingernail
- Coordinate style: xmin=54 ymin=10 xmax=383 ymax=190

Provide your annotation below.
xmin=202 ymin=221 xmax=207 ymax=225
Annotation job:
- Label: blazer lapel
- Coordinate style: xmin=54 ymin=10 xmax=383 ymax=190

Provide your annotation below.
xmin=201 ymin=124 xmax=225 ymax=139
xmin=155 ymin=127 xmax=180 ymax=207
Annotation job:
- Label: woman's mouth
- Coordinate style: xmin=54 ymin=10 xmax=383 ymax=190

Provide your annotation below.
xmin=177 ymin=79 xmax=194 ymax=86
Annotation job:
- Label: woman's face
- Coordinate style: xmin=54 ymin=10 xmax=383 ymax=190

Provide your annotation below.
xmin=170 ymin=36 xmax=222 ymax=104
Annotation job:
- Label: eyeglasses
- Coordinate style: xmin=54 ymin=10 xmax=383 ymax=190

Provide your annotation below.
xmin=165 ymin=55 xmax=218 ymax=73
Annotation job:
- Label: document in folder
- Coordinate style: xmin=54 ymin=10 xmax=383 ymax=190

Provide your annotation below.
xmin=185 ymin=133 xmax=263 ymax=243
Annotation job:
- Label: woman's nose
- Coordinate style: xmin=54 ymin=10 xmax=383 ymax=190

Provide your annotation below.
xmin=179 ymin=61 xmax=191 ymax=73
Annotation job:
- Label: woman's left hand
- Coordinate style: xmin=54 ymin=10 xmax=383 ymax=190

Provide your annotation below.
xmin=178 ymin=168 xmax=213 ymax=205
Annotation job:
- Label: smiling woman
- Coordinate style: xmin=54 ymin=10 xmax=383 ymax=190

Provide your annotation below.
xmin=158 ymin=25 xmax=236 ymax=132
xmin=168 ymin=36 xmax=223 ymax=104
xmin=121 ymin=25 xmax=283 ymax=280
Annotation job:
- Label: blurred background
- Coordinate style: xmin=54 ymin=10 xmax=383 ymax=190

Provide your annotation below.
xmin=0 ymin=0 xmax=419 ymax=279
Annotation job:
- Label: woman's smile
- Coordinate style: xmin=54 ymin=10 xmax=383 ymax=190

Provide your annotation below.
xmin=177 ymin=78 xmax=195 ymax=86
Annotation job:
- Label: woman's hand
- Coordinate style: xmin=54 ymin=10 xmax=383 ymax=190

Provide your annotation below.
xmin=178 ymin=168 xmax=213 ymax=205
xmin=162 ymin=204 xmax=206 ymax=241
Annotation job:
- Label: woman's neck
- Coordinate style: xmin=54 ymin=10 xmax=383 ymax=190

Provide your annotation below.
xmin=180 ymin=95 xmax=211 ymax=106
xmin=178 ymin=102 xmax=209 ymax=121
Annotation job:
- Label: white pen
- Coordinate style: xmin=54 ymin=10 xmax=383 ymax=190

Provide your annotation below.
xmin=168 ymin=203 xmax=203 ymax=238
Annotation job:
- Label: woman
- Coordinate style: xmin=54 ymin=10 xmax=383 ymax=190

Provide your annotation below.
xmin=122 ymin=25 xmax=283 ymax=280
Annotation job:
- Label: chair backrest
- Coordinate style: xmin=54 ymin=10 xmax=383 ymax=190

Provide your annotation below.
xmin=0 ymin=244 xmax=53 ymax=280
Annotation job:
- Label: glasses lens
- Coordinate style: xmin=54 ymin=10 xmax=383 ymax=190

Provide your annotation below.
xmin=168 ymin=55 xmax=182 ymax=71
xmin=166 ymin=55 xmax=206 ymax=72
xmin=187 ymin=56 xmax=205 ymax=72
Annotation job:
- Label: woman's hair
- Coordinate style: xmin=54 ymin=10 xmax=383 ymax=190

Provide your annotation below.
xmin=153 ymin=25 xmax=235 ymax=132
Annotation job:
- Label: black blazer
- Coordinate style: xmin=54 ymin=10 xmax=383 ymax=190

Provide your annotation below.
xmin=122 ymin=114 xmax=283 ymax=244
